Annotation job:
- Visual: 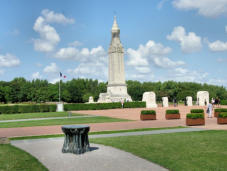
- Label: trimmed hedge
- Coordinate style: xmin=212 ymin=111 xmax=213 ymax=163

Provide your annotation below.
xmin=0 ymin=101 xmax=145 ymax=114
xmin=218 ymin=112 xmax=227 ymax=118
xmin=215 ymin=108 xmax=227 ymax=112
xmin=220 ymin=100 xmax=227 ymax=105
xmin=187 ymin=113 xmax=204 ymax=119
xmin=0 ymin=104 xmax=57 ymax=114
xmin=64 ymin=101 xmax=145 ymax=111
xmin=190 ymin=109 xmax=204 ymax=113
xmin=141 ymin=110 xmax=156 ymax=115
xmin=166 ymin=109 xmax=179 ymax=114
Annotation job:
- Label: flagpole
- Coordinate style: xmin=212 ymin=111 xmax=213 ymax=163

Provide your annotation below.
xmin=59 ymin=74 xmax=61 ymax=103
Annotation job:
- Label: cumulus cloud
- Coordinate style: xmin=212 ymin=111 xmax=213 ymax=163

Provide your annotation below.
xmin=167 ymin=26 xmax=202 ymax=53
xmin=173 ymin=67 xmax=208 ymax=82
xmin=0 ymin=53 xmax=20 ymax=67
xmin=60 ymin=44 xmax=108 ymax=79
xmin=33 ymin=9 xmax=74 ymax=53
xmin=153 ymin=57 xmax=185 ymax=68
xmin=173 ymin=0 xmax=227 ymax=17
xmin=41 ymin=9 xmax=74 ymax=24
xmin=127 ymin=40 xmax=183 ymax=69
xmin=127 ymin=40 xmax=172 ymax=67
xmin=32 ymin=72 xmax=42 ymax=79
xmin=43 ymin=63 xmax=59 ymax=73
xmin=208 ymin=40 xmax=227 ymax=51
xmin=135 ymin=67 xmax=151 ymax=74
xmin=68 ymin=41 xmax=82 ymax=47
xmin=55 ymin=46 xmax=106 ymax=63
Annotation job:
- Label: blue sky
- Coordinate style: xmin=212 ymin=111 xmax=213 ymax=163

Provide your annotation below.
xmin=1 ymin=0 xmax=227 ymax=86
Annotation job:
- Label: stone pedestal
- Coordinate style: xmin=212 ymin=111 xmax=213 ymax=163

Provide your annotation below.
xmin=186 ymin=96 xmax=193 ymax=106
xmin=88 ymin=96 xmax=94 ymax=103
xmin=62 ymin=125 xmax=90 ymax=154
xmin=197 ymin=91 xmax=209 ymax=106
xmin=142 ymin=92 xmax=157 ymax=108
xmin=57 ymin=103 xmax=64 ymax=112
xmin=162 ymin=97 xmax=169 ymax=107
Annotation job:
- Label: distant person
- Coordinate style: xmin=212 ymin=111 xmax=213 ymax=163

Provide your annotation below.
xmin=205 ymin=99 xmax=207 ymax=106
xmin=211 ymin=98 xmax=215 ymax=105
xmin=206 ymin=102 xmax=213 ymax=118
xmin=121 ymin=99 xmax=124 ymax=108
xmin=184 ymin=99 xmax=187 ymax=106
xmin=173 ymin=98 xmax=177 ymax=107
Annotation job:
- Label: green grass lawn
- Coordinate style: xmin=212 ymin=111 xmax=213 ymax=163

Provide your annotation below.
xmin=91 ymin=130 xmax=227 ymax=171
xmin=0 ymin=116 xmax=129 ymax=128
xmin=0 ymin=144 xmax=47 ymax=171
xmin=0 ymin=112 xmax=83 ymax=120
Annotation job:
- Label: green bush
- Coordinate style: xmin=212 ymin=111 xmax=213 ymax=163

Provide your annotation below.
xmin=215 ymin=108 xmax=227 ymax=112
xmin=218 ymin=112 xmax=227 ymax=118
xmin=166 ymin=109 xmax=179 ymax=114
xmin=187 ymin=113 xmax=204 ymax=119
xmin=141 ymin=110 xmax=156 ymax=115
xmin=64 ymin=101 xmax=145 ymax=111
xmin=0 ymin=104 xmax=57 ymax=114
xmin=220 ymin=100 xmax=227 ymax=105
xmin=123 ymin=101 xmax=145 ymax=108
xmin=190 ymin=109 xmax=204 ymax=113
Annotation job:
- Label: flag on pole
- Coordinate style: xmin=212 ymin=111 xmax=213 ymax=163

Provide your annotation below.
xmin=60 ymin=72 xmax=66 ymax=78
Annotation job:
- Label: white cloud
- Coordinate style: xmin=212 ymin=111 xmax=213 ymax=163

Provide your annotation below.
xmin=68 ymin=41 xmax=82 ymax=47
xmin=55 ymin=45 xmax=107 ymax=63
xmin=127 ymin=40 xmax=171 ymax=67
xmin=0 ymin=53 xmax=20 ymax=67
xmin=33 ymin=9 xmax=74 ymax=53
xmin=173 ymin=0 xmax=227 ymax=17
xmin=173 ymin=67 xmax=208 ymax=82
xmin=43 ymin=63 xmax=59 ymax=73
xmin=135 ymin=67 xmax=151 ymax=74
xmin=41 ymin=9 xmax=74 ymax=24
xmin=32 ymin=72 xmax=42 ymax=79
xmin=153 ymin=57 xmax=185 ymax=68
xmin=33 ymin=16 xmax=60 ymax=52
xmin=167 ymin=26 xmax=202 ymax=53
xmin=208 ymin=40 xmax=227 ymax=51
xmin=49 ymin=77 xmax=60 ymax=84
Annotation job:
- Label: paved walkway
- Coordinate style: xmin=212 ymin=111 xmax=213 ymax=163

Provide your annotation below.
xmin=11 ymin=128 xmax=204 ymax=171
xmin=0 ymin=115 xmax=96 ymax=123
xmin=1 ymin=105 xmax=227 ymax=138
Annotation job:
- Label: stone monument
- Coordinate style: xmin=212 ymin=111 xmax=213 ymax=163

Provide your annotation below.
xmin=142 ymin=92 xmax=157 ymax=108
xmin=186 ymin=96 xmax=193 ymax=106
xmin=197 ymin=91 xmax=209 ymax=106
xmin=162 ymin=97 xmax=168 ymax=107
xmin=57 ymin=103 xmax=64 ymax=112
xmin=88 ymin=96 xmax=94 ymax=103
xmin=98 ymin=16 xmax=132 ymax=102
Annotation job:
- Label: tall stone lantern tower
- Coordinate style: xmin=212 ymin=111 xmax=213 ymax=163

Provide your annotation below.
xmin=98 ymin=16 xmax=132 ymax=102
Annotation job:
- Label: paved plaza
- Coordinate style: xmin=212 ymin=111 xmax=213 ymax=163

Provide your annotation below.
xmin=1 ymin=105 xmax=227 ymax=138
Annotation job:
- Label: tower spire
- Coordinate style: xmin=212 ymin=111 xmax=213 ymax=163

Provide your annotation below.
xmin=112 ymin=16 xmax=119 ymax=32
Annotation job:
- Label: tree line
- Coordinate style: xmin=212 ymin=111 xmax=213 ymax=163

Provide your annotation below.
xmin=0 ymin=77 xmax=227 ymax=103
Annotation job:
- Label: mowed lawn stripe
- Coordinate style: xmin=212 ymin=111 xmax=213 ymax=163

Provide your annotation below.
xmin=0 ymin=116 xmax=129 ymax=128
xmin=0 ymin=112 xmax=83 ymax=120
xmin=91 ymin=130 xmax=227 ymax=171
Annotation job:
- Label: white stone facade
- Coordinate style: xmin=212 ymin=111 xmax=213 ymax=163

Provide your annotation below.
xmin=88 ymin=96 xmax=94 ymax=103
xmin=162 ymin=97 xmax=169 ymax=107
xmin=197 ymin=91 xmax=209 ymax=106
xmin=98 ymin=16 xmax=132 ymax=102
xmin=142 ymin=92 xmax=157 ymax=108
xmin=57 ymin=103 xmax=64 ymax=112
xmin=186 ymin=96 xmax=193 ymax=106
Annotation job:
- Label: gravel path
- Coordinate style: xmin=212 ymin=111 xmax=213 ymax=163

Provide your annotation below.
xmin=11 ymin=128 xmax=204 ymax=171
xmin=12 ymin=140 xmax=167 ymax=171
